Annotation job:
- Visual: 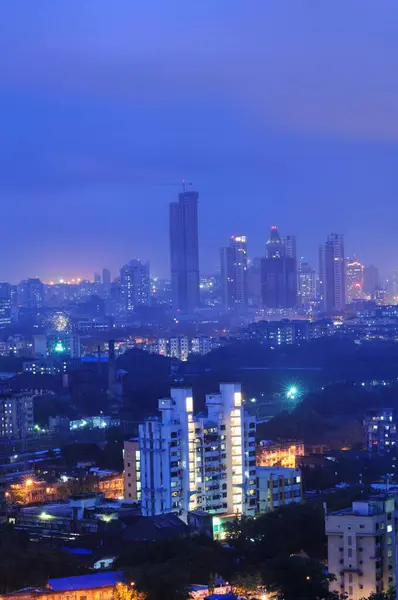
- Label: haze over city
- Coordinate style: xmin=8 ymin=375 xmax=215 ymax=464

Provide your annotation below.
xmin=1 ymin=1 xmax=398 ymax=282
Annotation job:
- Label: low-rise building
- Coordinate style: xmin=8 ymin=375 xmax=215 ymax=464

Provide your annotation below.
xmin=257 ymin=466 xmax=302 ymax=512
xmin=326 ymin=495 xmax=398 ymax=600
xmin=0 ymin=571 xmax=124 ymax=600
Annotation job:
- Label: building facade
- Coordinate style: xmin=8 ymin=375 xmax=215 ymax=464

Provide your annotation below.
xmin=326 ymin=496 xmax=398 ymax=600
xmin=169 ymin=189 xmax=200 ymax=312
xmin=139 ymin=383 xmax=257 ymax=518
xmin=319 ymin=233 xmax=345 ymax=312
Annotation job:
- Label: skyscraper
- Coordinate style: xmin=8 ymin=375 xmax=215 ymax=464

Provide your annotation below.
xmin=102 ymin=268 xmax=111 ymax=287
xmin=169 ymin=189 xmax=200 ymax=312
xmin=298 ymin=260 xmax=316 ymax=305
xmin=345 ymin=256 xmax=364 ymax=303
xmin=319 ymin=234 xmax=345 ymax=312
xmin=120 ymin=259 xmax=150 ymax=312
xmin=261 ymin=227 xmax=297 ymax=308
xmin=0 ymin=283 xmax=12 ymax=328
xmin=220 ymin=235 xmax=248 ymax=312
xmin=363 ymin=264 xmax=380 ymax=295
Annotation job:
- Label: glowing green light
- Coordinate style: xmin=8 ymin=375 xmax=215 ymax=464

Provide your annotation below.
xmin=54 ymin=341 xmax=65 ymax=353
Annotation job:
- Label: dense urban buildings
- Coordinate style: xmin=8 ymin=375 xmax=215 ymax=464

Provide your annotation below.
xmin=138 ymin=383 xmax=257 ymax=518
xmin=326 ymin=496 xmax=398 ymax=600
xmin=169 ymin=188 xmax=200 ymax=313
xmin=261 ymin=226 xmax=297 ymax=309
xmin=319 ymin=233 xmax=345 ymax=312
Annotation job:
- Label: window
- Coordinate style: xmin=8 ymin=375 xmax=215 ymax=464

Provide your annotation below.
xmin=348 ymin=536 xmax=352 ymax=545
xmin=348 ymin=549 xmax=352 ymax=558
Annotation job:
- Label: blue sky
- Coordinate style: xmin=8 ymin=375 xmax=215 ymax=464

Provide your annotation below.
xmin=1 ymin=1 xmax=398 ymax=281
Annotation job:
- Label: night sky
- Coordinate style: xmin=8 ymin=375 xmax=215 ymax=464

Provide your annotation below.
xmin=1 ymin=1 xmax=398 ymax=282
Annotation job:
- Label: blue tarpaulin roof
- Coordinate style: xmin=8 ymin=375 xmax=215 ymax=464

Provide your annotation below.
xmin=48 ymin=571 xmax=123 ymax=591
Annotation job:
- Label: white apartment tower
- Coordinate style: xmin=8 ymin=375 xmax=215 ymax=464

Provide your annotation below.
xmin=326 ymin=496 xmax=398 ymax=600
xmin=139 ymin=383 xmax=257 ymax=518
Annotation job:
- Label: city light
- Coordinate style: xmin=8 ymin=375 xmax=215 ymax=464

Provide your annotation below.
xmin=39 ymin=512 xmax=54 ymax=520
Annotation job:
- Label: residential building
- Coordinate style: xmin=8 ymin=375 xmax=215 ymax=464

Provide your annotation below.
xmin=191 ymin=336 xmax=212 ymax=356
xmin=0 ymin=282 xmax=11 ymax=327
xmin=364 ymin=409 xmax=398 ymax=454
xmin=124 ymin=438 xmax=140 ymax=500
xmin=257 ymin=439 xmax=305 ymax=469
xmin=139 ymin=383 xmax=257 ymax=518
xmin=220 ymin=235 xmax=248 ymax=312
xmin=326 ymin=496 xmax=398 ymax=600
xmin=169 ymin=189 xmax=200 ymax=312
xmin=261 ymin=227 xmax=297 ymax=309
xmin=120 ymin=259 xmax=150 ymax=312
xmin=319 ymin=234 xmax=345 ymax=312
xmin=346 ymin=257 xmax=364 ymax=303
xmin=169 ymin=336 xmax=189 ymax=361
xmin=0 ymin=389 xmax=34 ymax=439
xmin=257 ymin=466 xmax=302 ymax=512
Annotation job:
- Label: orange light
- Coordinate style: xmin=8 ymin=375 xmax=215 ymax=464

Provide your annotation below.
xmin=25 ymin=478 xmax=33 ymax=487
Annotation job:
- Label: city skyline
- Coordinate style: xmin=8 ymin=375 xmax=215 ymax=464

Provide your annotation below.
xmin=1 ymin=2 xmax=398 ymax=282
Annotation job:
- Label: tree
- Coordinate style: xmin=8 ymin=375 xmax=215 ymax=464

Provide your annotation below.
xmin=113 ymin=582 xmax=146 ymax=600
xmin=232 ymin=569 xmax=263 ymax=598
xmin=367 ymin=588 xmax=396 ymax=600
xmin=265 ymin=556 xmax=333 ymax=600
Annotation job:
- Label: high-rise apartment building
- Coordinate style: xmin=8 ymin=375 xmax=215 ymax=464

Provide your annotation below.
xmin=120 ymin=259 xmax=150 ymax=312
xmin=261 ymin=227 xmax=297 ymax=308
xmin=0 ymin=283 xmax=12 ymax=327
xmin=326 ymin=496 xmax=398 ymax=600
xmin=220 ymin=235 xmax=248 ymax=312
xmin=363 ymin=265 xmax=380 ymax=296
xmin=139 ymin=383 xmax=257 ymax=518
xmin=346 ymin=257 xmax=364 ymax=304
xmin=0 ymin=389 xmax=34 ymax=439
xmin=169 ymin=190 xmax=200 ymax=312
xmin=298 ymin=261 xmax=316 ymax=305
xmin=319 ymin=234 xmax=345 ymax=312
